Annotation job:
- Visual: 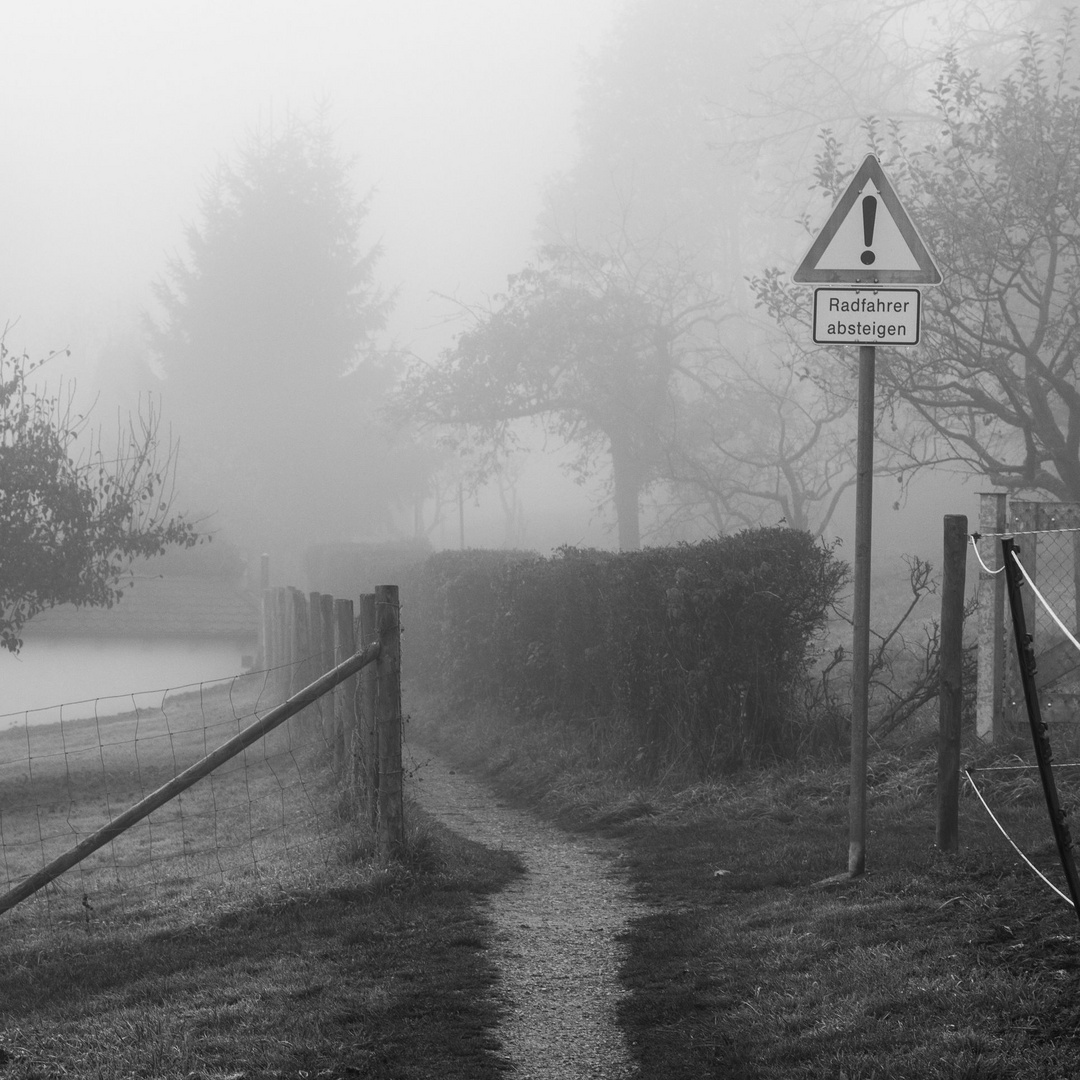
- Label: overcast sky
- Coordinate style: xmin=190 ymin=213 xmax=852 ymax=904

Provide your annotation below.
xmin=0 ymin=0 xmax=617 ymax=367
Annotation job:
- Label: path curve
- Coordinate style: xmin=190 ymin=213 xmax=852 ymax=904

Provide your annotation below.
xmin=407 ymin=748 xmax=642 ymax=1080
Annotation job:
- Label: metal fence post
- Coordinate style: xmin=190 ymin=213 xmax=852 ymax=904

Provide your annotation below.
xmin=937 ymin=515 xmax=967 ymax=852
xmin=976 ymin=492 xmax=1007 ymax=743
xmin=1007 ymin=501 xmax=1039 ymax=729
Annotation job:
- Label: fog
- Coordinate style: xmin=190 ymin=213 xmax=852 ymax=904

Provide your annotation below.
xmin=1 ymin=2 xmax=609 ymax=338
xmin=1 ymin=0 xmax=1054 ymax=599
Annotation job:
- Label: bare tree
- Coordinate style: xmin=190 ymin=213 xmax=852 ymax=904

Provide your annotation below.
xmin=756 ymin=19 xmax=1080 ymax=505
xmin=661 ymin=346 xmax=862 ymax=534
xmin=395 ymin=238 xmax=728 ymax=550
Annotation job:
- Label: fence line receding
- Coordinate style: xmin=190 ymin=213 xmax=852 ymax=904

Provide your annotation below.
xmin=0 ymin=583 xmax=403 ymax=925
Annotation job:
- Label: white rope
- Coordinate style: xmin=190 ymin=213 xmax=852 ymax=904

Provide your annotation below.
xmin=968 ymin=763 xmax=1080 ymax=773
xmin=970 ymin=533 xmax=1005 ymax=575
xmin=1009 ymin=549 xmax=1080 ymax=656
xmin=981 ymin=526 xmax=1080 ymax=536
xmin=963 ymin=769 xmax=1075 ymax=907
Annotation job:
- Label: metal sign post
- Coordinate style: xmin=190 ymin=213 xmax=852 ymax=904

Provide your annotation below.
xmin=794 ymin=154 xmax=941 ymax=877
xmin=849 ymin=343 xmax=875 ymax=875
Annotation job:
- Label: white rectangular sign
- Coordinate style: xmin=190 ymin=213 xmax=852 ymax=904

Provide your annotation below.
xmin=812 ymin=287 xmax=921 ymax=345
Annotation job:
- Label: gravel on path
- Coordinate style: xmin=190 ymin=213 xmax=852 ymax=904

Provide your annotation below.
xmin=407 ymin=747 xmax=644 ymax=1080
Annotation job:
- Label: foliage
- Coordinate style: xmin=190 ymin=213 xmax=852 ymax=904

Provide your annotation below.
xmin=409 ymin=530 xmax=848 ymax=772
xmin=408 ymin=548 xmax=539 ymax=710
xmin=0 ymin=341 xmax=198 ymax=653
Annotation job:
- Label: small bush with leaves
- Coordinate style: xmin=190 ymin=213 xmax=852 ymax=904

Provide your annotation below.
xmin=0 ymin=340 xmax=199 ymax=653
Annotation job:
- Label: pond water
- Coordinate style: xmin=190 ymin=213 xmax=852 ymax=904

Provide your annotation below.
xmin=0 ymin=637 xmax=253 ymax=727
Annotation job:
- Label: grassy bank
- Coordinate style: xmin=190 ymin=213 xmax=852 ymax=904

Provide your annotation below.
xmin=0 ymin=805 xmax=522 ymax=1079
xmin=405 ymin=695 xmax=1080 ymax=1078
xmin=1 ymin=681 xmax=523 ymax=1078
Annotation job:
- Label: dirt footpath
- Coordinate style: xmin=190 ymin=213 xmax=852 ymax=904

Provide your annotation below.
xmin=406 ymin=747 xmax=644 ymax=1080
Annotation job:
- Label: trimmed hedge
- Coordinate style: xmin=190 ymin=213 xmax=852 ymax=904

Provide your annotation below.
xmin=408 ymin=529 xmax=847 ymax=773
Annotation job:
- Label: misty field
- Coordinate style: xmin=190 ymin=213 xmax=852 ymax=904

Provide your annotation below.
xmin=0 ymin=674 xmax=349 ymax=936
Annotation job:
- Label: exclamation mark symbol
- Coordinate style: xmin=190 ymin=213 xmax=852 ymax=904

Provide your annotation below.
xmin=861 ymin=195 xmax=877 ymax=265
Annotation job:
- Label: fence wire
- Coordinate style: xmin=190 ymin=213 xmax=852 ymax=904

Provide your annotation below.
xmin=1021 ymin=530 xmax=1080 ymax=659
xmin=0 ymin=657 xmax=358 ymax=933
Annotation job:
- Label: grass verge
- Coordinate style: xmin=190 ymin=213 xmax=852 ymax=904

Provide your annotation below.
xmin=0 ymin=804 xmax=522 ymax=1079
xmin=405 ymin=694 xmax=1080 ymax=1079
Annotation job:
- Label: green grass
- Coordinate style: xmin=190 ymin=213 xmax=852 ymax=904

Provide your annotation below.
xmin=405 ymin=693 xmax=1080 ymax=1079
xmin=0 ymin=677 xmax=367 ymax=925
xmin=8 ymin=672 xmax=1080 ymax=1077
xmin=0 ymin=808 xmax=522 ymax=1079
xmin=0 ymin=683 xmax=524 ymax=1079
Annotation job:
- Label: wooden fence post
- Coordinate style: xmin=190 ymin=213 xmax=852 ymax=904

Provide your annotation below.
xmin=333 ymin=598 xmax=356 ymax=776
xmin=937 ymin=515 xmax=967 ymax=852
xmin=359 ymin=593 xmax=378 ymax=827
xmin=318 ymin=593 xmax=335 ymax=744
xmin=274 ymin=587 xmax=289 ymax=701
xmin=309 ymin=592 xmax=327 ymax=733
xmin=261 ymin=588 xmax=274 ymax=673
xmin=309 ymin=591 xmax=324 ymax=677
xmin=291 ymin=587 xmax=310 ymax=702
xmin=282 ymin=587 xmax=295 ymax=688
xmin=248 ymin=571 xmax=401 ymax=834
xmin=376 ymin=585 xmax=404 ymax=862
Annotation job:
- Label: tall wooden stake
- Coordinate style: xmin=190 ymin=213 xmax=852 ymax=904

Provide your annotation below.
xmin=849 ymin=344 xmax=875 ymax=877
xmin=376 ymin=585 xmax=404 ymax=862
xmin=332 ymin=598 xmax=356 ymax=776
xmin=359 ymin=593 xmax=378 ymax=826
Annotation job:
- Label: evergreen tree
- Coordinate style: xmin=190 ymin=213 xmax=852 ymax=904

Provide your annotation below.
xmin=148 ymin=110 xmax=395 ymax=574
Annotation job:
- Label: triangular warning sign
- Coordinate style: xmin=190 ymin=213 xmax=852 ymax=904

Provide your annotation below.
xmin=793 ymin=155 xmax=941 ymax=285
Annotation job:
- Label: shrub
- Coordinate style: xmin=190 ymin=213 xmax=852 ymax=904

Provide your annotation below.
xmin=408 ymin=529 xmax=847 ymax=774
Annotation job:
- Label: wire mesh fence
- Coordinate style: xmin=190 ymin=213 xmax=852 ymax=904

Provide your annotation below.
xmin=0 ymin=659 xmax=360 ymax=936
xmin=964 ymin=760 xmax=1080 ymax=908
xmin=1000 ymin=500 xmax=1080 ymax=758
xmin=0 ymin=581 xmax=406 ymax=935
